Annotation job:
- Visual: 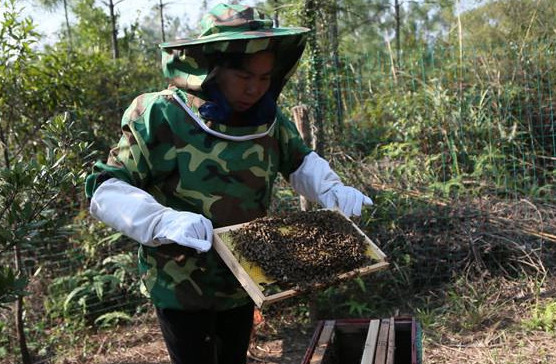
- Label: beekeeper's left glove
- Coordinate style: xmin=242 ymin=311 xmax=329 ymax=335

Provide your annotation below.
xmin=89 ymin=178 xmax=212 ymax=252
xmin=289 ymin=152 xmax=373 ymax=217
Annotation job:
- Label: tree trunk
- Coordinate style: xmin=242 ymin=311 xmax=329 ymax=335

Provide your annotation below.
xmin=14 ymin=245 xmax=31 ymax=364
xmin=63 ymin=0 xmax=73 ymax=50
xmin=0 ymin=124 xmax=8 ymax=170
xmin=1 ymin=91 xmax=30 ymax=364
xmin=109 ymin=0 xmax=119 ymax=59
xmin=328 ymin=1 xmax=343 ymax=132
xmin=304 ymin=0 xmax=325 ymax=157
xmin=291 ymin=103 xmax=318 ymax=322
xmin=394 ymin=0 xmax=401 ymax=66
xmin=159 ymin=0 xmax=166 ymax=42
xmin=295 ymin=2 xmax=324 ymax=320
xmin=292 ymin=105 xmax=315 ymax=212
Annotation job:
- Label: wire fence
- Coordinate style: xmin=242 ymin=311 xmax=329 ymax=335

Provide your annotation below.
xmin=1 ymin=42 xmax=555 ymax=362
xmin=284 ymin=43 xmax=555 ymax=198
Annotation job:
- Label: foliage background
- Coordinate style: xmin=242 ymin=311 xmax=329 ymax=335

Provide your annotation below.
xmin=0 ymin=0 xmax=554 ymax=363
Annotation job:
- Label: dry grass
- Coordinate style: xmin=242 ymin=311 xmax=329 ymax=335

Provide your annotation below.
xmin=47 ymin=195 xmax=555 ymax=364
xmin=2 ymin=178 xmax=554 ymax=364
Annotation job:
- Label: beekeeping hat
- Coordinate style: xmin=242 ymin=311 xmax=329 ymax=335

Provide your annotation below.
xmin=159 ymin=3 xmax=310 ymax=94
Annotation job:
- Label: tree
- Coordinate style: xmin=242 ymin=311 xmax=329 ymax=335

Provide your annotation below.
xmin=139 ymin=2 xmax=188 ymax=48
xmin=1 ymin=2 xmax=89 ymax=362
xmin=101 ymin=0 xmax=126 ymax=59
xmin=156 ymin=0 xmax=167 ymax=41
xmin=62 ymin=0 xmax=127 ymax=58
xmin=303 ymin=0 xmax=326 ymax=155
xmin=459 ymin=0 xmax=556 ymax=47
xmin=69 ymin=0 xmax=113 ymax=54
xmin=0 ymin=3 xmax=40 ymax=360
xmin=323 ymin=0 xmax=344 ymax=130
xmin=35 ymin=0 xmax=74 ymax=49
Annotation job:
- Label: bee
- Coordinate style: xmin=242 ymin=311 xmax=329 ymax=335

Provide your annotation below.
xmin=231 ymin=210 xmax=372 ymax=289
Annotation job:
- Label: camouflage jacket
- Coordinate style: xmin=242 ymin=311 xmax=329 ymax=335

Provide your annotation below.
xmin=85 ymin=87 xmax=311 ymax=310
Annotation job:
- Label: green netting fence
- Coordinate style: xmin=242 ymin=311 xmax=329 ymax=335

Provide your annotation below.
xmin=1 ymin=42 xmax=555 ymax=362
xmin=283 ymin=42 xmax=555 ymax=198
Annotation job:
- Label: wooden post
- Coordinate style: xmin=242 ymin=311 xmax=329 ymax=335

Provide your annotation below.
xmin=292 ymin=104 xmax=316 ymax=149
xmin=374 ymin=319 xmax=390 ymax=364
xmin=292 ymin=105 xmax=316 ymax=213
xmin=360 ymin=320 xmax=381 ymax=364
xmin=309 ymin=320 xmax=336 ymax=364
xmin=291 ymin=104 xmax=319 ymax=321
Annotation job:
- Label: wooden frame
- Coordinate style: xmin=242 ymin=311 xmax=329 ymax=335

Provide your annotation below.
xmin=212 ymin=210 xmax=389 ymax=308
xmin=302 ymin=317 xmax=421 ymax=364
xmin=309 ymin=320 xmax=336 ymax=364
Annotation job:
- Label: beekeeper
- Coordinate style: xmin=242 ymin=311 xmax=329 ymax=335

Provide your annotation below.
xmin=85 ymin=3 xmax=373 ymax=364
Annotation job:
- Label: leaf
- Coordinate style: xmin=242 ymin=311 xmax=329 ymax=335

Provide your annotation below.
xmin=99 ymin=232 xmax=123 ymax=245
xmin=51 ymin=153 xmax=67 ymax=169
xmin=63 ymin=286 xmax=89 ymax=313
xmin=92 ymin=280 xmax=104 ymax=300
xmin=94 ymin=311 xmax=132 ymax=328
xmin=102 ymin=252 xmax=133 ymax=267
xmin=0 ymin=267 xmax=29 ymax=307
xmin=353 ymin=277 xmax=367 ymax=293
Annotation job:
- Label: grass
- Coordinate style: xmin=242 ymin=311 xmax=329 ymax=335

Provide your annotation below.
xmin=297 ymin=154 xmax=556 ymax=363
xmin=1 ymin=155 xmax=555 ymax=364
xmin=523 ymin=300 xmax=556 ymax=333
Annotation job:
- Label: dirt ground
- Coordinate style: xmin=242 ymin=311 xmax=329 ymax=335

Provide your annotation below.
xmin=61 ymin=305 xmax=556 ymax=364
xmin=66 ymin=309 xmax=315 ymax=364
xmin=59 ymin=302 xmax=556 ymax=364
xmin=16 ymin=196 xmax=556 ymax=364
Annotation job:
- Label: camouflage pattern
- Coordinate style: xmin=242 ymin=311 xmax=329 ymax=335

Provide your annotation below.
xmin=85 ymin=87 xmax=312 ymax=310
xmin=85 ymin=3 xmax=312 ymax=311
xmin=159 ymin=3 xmax=309 ymax=93
xmin=159 ymin=3 xmax=308 ymax=48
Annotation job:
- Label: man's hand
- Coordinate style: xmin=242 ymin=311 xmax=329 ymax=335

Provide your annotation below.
xmin=320 ymin=185 xmax=373 ymax=217
xmin=90 ymin=178 xmax=213 ymax=252
xmin=290 ymin=152 xmax=374 ymax=217
xmin=155 ymin=211 xmax=213 ymax=252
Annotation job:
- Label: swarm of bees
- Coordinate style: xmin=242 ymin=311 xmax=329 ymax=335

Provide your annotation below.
xmin=229 ymin=210 xmax=371 ymax=288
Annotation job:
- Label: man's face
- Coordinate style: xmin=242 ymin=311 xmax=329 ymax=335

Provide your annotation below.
xmin=216 ymin=51 xmax=275 ymax=112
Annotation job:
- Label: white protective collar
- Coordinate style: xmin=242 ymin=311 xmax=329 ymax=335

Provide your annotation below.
xmin=172 ymin=93 xmax=277 ymax=142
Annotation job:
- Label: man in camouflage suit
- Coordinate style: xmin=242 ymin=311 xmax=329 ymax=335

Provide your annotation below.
xmin=86 ymin=3 xmax=372 ymax=364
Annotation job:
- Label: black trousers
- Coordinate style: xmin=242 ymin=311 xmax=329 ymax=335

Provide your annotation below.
xmin=155 ymin=303 xmax=255 ymax=364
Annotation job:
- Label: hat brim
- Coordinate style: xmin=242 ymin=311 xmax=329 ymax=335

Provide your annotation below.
xmin=159 ymin=27 xmax=310 ymax=49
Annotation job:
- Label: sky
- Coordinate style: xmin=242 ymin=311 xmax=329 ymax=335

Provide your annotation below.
xmin=15 ymin=0 xmax=256 ymax=45
xmin=11 ymin=0 xmax=478 ymax=45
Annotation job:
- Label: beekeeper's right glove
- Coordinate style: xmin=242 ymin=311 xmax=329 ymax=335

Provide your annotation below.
xmin=89 ymin=178 xmax=212 ymax=252
xmin=289 ymin=152 xmax=373 ymax=217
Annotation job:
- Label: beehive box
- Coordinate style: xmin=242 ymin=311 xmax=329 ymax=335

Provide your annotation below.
xmin=301 ymin=317 xmax=422 ymax=364
xmin=212 ymin=209 xmax=389 ymax=308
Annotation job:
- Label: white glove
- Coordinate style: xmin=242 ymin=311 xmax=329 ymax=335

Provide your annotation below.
xmin=289 ymin=152 xmax=373 ymax=217
xmin=89 ymin=178 xmax=212 ymax=252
